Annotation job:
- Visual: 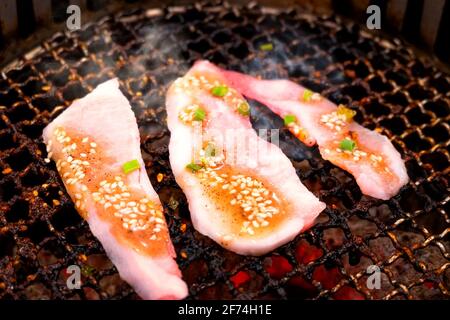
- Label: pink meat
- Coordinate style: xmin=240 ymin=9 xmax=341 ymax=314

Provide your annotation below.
xmin=166 ymin=61 xmax=325 ymax=256
xmin=42 ymin=79 xmax=188 ymax=300
xmin=218 ymin=65 xmax=409 ymax=200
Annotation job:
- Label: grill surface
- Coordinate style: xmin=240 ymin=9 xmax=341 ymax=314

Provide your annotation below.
xmin=0 ymin=2 xmax=449 ymax=300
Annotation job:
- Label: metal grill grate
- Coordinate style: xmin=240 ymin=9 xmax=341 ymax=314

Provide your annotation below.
xmin=0 ymin=2 xmax=449 ymax=300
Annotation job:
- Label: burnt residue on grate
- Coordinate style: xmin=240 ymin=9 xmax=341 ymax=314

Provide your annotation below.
xmin=0 ymin=2 xmax=449 ymax=300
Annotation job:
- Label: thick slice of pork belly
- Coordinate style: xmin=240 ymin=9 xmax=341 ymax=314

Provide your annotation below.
xmin=43 ymin=79 xmax=188 ymax=300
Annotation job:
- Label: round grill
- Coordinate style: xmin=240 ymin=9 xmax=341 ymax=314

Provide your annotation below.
xmin=0 ymin=2 xmax=449 ymax=300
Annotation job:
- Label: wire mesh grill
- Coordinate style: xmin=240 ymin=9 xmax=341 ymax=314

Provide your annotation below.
xmin=0 ymin=2 xmax=449 ymax=300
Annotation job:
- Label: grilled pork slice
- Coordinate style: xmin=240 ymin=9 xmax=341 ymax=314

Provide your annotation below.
xmin=166 ymin=61 xmax=325 ymax=256
xmin=42 ymin=79 xmax=188 ymax=300
xmin=221 ymin=69 xmax=409 ymax=200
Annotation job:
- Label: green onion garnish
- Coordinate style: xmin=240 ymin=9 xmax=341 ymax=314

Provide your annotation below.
xmin=303 ymin=89 xmax=313 ymax=102
xmin=211 ymin=85 xmax=229 ymax=97
xmin=186 ymin=162 xmax=203 ymax=172
xmin=122 ymin=159 xmax=140 ymax=174
xmin=259 ymin=43 xmax=274 ymax=51
xmin=193 ymin=107 xmax=206 ymax=121
xmin=237 ymin=102 xmax=250 ymax=116
xmin=337 ymin=104 xmax=356 ymax=122
xmin=339 ymin=138 xmax=356 ymax=151
xmin=81 ymin=265 xmax=95 ymax=276
xmin=284 ymin=114 xmax=296 ymax=125
xmin=205 ymin=143 xmax=216 ymax=157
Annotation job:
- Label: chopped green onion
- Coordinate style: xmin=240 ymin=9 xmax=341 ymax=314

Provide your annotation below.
xmin=237 ymin=102 xmax=250 ymax=116
xmin=205 ymin=143 xmax=216 ymax=157
xmin=211 ymin=85 xmax=229 ymax=97
xmin=284 ymin=114 xmax=297 ymax=125
xmin=259 ymin=43 xmax=274 ymax=51
xmin=339 ymin=138 xmax=356 ymax=151
xmin=303 ymin=89 xmax=313 ymax=102
xmin=168 ymin=196 xmax=179 ymax=210
xmin=193 ymin=107 xmax=206 ymax=121
xmin=122 ymin=159 xmax=140 ymax=174
xmin=337 ymin=104 xmax=356 ymax=122
xmin=186 ymin=162 xmax=203 ymax=172
xmin=81 ymin=265 xmax=95 ymax=276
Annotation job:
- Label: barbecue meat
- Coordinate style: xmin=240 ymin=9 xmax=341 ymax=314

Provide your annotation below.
xmin=221 ymin=67 xmax=409 ymax=200
xmin=42 ymin=79 xmax=188 ymax=300
xmin=166 ymin=61 xmax=325 ymax=256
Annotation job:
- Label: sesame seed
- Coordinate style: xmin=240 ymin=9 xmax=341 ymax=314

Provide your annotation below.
xmin=120 ymin=208 xmax=132 ymax=214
